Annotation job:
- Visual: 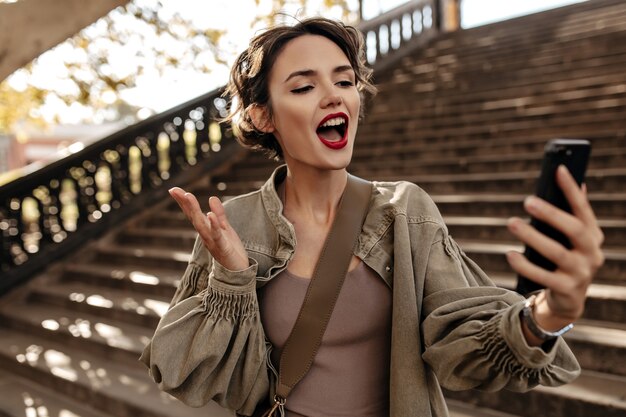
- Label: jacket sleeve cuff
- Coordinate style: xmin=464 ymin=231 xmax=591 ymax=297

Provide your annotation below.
xmin=500 ymin=300 xmax=559 ymax=369
xmin=209 ymin=257 xmax=259 ymax=293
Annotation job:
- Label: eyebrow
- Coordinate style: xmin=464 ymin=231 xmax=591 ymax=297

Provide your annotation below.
xmin=284 ymin=65 xmax=354 ymax=83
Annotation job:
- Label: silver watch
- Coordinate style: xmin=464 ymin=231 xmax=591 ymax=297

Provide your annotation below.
xmin=521 ymin=295 xmax=574 ymax=341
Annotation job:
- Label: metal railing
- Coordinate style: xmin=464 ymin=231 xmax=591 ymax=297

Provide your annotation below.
xmin=0 ymin=87 xmax=242 ymax=293
xmin=0 ymin=0 xmax=441 ymax=293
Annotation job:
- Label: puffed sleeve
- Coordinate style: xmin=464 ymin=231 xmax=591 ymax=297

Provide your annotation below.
xmin=420 ymin=229 xmax=581 ymax=392
xmin=139 ymin=236 xmax=269 ymax=415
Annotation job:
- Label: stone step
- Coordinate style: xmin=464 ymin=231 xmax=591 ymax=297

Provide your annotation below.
xmin=415 ymin=3 xmax=626 ymax=61
xmin=396 ymin=26 xmax=626 ymax=84
xmin=203 ymin=141 xmax=626 ymax=184
xmin=387 ymin=49 xmax=626 ymax=100
xmin=117 ymin=226 xmax=197 ymax=249
xmin=62 ymin=262 xmax=180 ymax=298
xmin=223 ymin=147 xmax=625 ymax=179
xmin=412 ymin=38 xmax=626 ymax=91
xmin=375 ymin=75 xmax=626 ymax=123
xmin=443 ymin=369 xmax=626 ymax=417
xmin=0 ymin=369 xmax=115 ymax=417
xmin=352 ymin=150 xmax=625 ymax=178
xmin=358 ymin=110 xmax=626 ymax=147
xmin=0 ymin=302 xmax=149 ymax=364
xmin=141 ymin=210 xmax=192 ymax=229
xmin=354 ymin=132 xmax=626 ymax=160
xmin=432 ymin=193 xmax=626 ymax=219
xmin=564 ymin=319 xmax=626 ymax=377
xmin=203 ymin=167 xmax=626 ymax=197
xmin=444 ymin=216 xmax=626 ymax=247
xmin=389 ymin=168 xmax=626 ymax=195
xmin=28 ymin=282 xmax=170 ymax=329
xmin=0 ymin=328 xmax=231 ymax=417
xmin=93 ymin=244 xmax=190 ymax=271
xmin=457 ymin=240 xmax=626 ymax=285
xmin=394 ymin=54 xmax=626 ymax=97
xmin=446 ymin=398 xmax=522 ymax=417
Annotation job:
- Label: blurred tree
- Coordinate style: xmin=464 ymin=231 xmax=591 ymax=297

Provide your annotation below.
xmin=0 ymin=71 xmax=46 ymax=133
xmin=253 ymin=0 xmax=358 ymax=26
xmin=0 ymin=0 xmax=358 ymax=134
xmin=0 ymin=0 xmax=225 ymax=132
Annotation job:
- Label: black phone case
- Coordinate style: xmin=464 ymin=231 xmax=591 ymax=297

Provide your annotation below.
xmin=515 ymin=139 xmax=591 ymax=295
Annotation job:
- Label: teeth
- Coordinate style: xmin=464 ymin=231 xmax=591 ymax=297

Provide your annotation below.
xmin=320 ymin=117 xmax=346 ymax=128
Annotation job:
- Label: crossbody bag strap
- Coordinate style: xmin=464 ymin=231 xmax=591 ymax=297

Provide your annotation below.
xmin=267 ymin=175 xmax=372 ymax=413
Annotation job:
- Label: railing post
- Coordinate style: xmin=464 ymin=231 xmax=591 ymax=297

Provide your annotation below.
xmin=358 ymin=0 xmax=441 ymax=70
xmin=440 ymin=0 xmax=461 ymax=32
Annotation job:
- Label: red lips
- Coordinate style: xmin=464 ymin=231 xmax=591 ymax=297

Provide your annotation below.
xmin=316 ymin=112 xmax=349 ymax=150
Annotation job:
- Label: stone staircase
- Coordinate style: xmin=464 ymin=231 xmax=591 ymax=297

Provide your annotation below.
xmin=1 ymin=0 xmax=626 ymax=416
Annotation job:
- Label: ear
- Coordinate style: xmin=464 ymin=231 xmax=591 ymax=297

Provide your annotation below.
xmin=249 ymin=105 xmax=274 ymax=133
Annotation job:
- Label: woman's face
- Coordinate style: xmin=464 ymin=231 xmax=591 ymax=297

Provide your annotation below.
xmin=263 ymin=34 xmax=361 ymax=172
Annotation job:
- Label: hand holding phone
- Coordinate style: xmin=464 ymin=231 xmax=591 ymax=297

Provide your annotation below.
xmin=515 ymin=139 xmax=591 ymax=295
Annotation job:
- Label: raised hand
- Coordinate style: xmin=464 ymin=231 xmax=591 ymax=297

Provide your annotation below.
xmin=506 ymin=165 xmax=605 ymax=329
xmin=169 ymin=187 xmax=249 ymax=272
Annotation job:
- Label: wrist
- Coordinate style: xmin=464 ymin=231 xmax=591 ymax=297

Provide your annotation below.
xmin=521 ymin=292 xmax=574 ymax=344
xmin=532 ymin=290 xmax=576 ymax=331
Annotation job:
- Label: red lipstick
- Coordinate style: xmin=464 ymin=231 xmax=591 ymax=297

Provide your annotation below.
xmin=316 ymin=112 xmax=348 ymax=150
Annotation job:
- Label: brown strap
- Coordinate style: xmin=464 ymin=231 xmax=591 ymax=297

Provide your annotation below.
xmin=275 ymin=174 xmax=372 ymax=402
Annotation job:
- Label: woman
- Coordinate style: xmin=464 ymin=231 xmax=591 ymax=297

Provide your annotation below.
xmin=139 ymin=17 xmax=605 ymax=417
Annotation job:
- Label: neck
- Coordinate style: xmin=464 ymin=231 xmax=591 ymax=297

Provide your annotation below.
xmin=282 ymin=165 xmax=348 ymax=227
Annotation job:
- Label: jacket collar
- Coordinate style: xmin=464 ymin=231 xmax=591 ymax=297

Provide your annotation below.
xmin=260 ymin=165 xmax=296 ymax=249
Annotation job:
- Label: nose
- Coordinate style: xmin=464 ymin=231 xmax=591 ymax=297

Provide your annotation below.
xmin=320 ymin=86 xmax=342 ymax=108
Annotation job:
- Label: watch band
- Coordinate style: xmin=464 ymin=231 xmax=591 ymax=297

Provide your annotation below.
xmin=521 ymin=294 xmax=574 ymax=341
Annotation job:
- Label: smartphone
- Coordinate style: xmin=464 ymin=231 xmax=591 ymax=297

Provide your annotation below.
xmin=515 ymin=139 xmax=591 ymax=295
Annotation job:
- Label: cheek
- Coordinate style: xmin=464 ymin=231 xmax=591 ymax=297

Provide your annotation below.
xmin=348 ymin=91 xmax=361 ymax=113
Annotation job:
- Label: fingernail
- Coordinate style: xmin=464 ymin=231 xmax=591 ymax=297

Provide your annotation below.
xmin=525 ymin=196 xmax=540 ymax=211
xmin=506 ymin=251 xmax=520 ymax=262
xmin=507 ymin=217 xmax=520 ymax=231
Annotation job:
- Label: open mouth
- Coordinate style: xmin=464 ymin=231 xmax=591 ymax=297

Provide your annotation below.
xmin=316 ymin=113 xmax=348 ymax=149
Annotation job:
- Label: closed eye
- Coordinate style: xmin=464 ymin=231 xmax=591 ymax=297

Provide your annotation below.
xmin=337 ymin=80 xmax=355 ymax=87
xmin=291 ymin=85 xmax=313 ymax=94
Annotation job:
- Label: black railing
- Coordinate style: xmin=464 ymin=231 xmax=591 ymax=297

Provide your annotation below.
xmin=0 ymin=87 xmax=242 ymax=293
xmin=0 ymin=0 xmax=441 ymax=294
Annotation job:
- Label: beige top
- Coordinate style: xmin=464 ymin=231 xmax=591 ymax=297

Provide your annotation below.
xmin=259 ymin=261 xmax=392 ymax=416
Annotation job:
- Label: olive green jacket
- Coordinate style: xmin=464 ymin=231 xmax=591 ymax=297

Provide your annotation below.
xmin=140 ymin=165 xmax=580 ymax=416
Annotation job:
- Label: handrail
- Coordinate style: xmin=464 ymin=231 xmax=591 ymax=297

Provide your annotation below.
xmin=359 ymin=0 xmax=440 ymax=71
xmin=0 ymin=1 xmax=442 ymax=293
xmin=0 ymin=86 xmax=241 ymax=293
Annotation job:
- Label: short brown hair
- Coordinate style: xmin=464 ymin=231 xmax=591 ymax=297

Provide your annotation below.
xmin=222 ymin=17 xmax=377 ymax=160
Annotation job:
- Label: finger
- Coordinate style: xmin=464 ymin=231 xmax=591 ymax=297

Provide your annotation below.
xmin=507 ymin=216 xmax=579 ymax=273
xmin=181 ymin=192 xmax=217 ymax=243
xmin=523 ymin=196 xmax=600 ymax=254
xmin=557 ymin=165 xmax=599 ymax=230
xmin=208 ymin=196 xmax=228 ymax=230
xmin=506 ymin=251 xmax=563 ymax=290
xmin=206 ymin=211 xmax=227 ymax=245
xmin=169 ymin=187 xmax=195 ymax=220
